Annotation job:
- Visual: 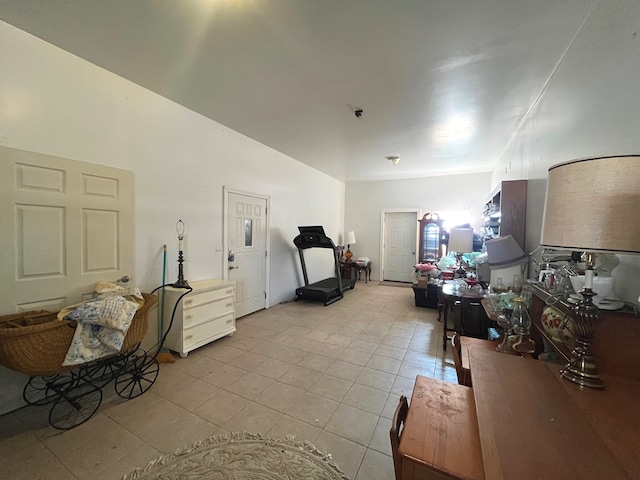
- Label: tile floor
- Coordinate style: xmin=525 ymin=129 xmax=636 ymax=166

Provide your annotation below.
xmin=0 ymin=282 xmax=457 ymax=480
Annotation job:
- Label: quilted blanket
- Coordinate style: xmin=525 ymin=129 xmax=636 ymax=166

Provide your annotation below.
xmin=60 ymin=283 xmax=143 ymax=366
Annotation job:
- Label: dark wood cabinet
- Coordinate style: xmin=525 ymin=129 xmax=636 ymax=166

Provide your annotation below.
xmin=529 ymin=283 xmax=640 ymax=381
xmin=483 ymin=179 xmax=527 ymax=250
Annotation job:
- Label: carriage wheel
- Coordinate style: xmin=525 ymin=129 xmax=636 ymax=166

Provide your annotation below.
xmin=49 ymin=383 xmax=102 ymax=430
xmin=114 ymin=354 xmax=159 ymax=400
xmin=83 ymin=356 xmax=126 ymax=383
xmin=23 ymin=373 xmax=77 ymax=406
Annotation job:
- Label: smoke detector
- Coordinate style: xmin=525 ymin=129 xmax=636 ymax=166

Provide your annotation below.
xmin=386 ymin=155 xmax=400 ymax=165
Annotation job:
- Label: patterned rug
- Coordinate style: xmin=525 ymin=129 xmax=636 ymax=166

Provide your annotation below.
xmin=123 ymin=432 xmax=350 ymax=479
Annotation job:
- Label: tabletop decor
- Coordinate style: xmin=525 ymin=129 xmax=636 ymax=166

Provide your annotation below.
xmin=540 ymin=155 xmax=640 ymax=389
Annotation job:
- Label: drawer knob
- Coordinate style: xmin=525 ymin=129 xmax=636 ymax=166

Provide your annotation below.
xmin=226 ymin=289 xmax=233 ymax=294
xmin=226 ymin=303 xmax=233 ymax=308
xmin=186 ymin=315 xmax=192 ymax=320
xmin=226 ymin=319 xmax=233 ymax=324
xmin=185 ymin=335 xmax=193 ymax=340
xmin=184 ymin=299 xmax=193 ymax=305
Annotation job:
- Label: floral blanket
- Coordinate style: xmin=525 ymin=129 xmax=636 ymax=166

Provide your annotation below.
xmin=61 ymin=282 xmax=143 ymax=366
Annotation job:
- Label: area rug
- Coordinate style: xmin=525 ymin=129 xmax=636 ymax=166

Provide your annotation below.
xmin=123 ymin=431 xmax=350 ymax=479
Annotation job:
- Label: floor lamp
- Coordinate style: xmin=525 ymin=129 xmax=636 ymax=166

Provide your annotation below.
xmin=540 ymin=155 xmax=640 ymax=389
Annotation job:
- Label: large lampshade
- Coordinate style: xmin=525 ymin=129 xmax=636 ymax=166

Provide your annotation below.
xmin=485 ymin=235 xmax=526 ymax=268
xmin=541 ymin=156 xmax=640 ymax=254
xmin=448 ymin=228 xmax=473 ymax=253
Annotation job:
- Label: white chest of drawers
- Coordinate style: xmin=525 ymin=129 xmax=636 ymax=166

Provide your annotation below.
xmin=161 ymin=279 xmax=236 ymax=357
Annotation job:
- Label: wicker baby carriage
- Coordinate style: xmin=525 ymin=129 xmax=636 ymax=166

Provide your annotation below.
xmin=0 ymin=293 xmax=159 ymax=430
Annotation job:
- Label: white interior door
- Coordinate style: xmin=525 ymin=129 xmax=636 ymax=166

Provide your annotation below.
xmin=0 ymin=146 xmax=134 ymax=413
xmin=383 ymin=211 xmax=417 ymax=282
xmin=225 ymin=189 xmax=268 ymax=318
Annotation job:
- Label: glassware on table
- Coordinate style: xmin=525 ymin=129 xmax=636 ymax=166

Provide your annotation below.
xmin=492 ymin=277 xmax=507 ymax=295
xmin=495 ymin=309 xmax=513 ymax=353
xmin=509 ymin=297 xmax=536 ymax=354
xmin=512 ymin=273 xmax=523 ymax=296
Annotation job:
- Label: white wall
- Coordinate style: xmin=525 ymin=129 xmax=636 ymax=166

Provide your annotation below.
xmin=0 ymin=21 xmax=345 ymax=307
xmin=345 ymin=172 xmax=492 ymax=280
xmin=490 ymin=0 xmax=640 ymax=303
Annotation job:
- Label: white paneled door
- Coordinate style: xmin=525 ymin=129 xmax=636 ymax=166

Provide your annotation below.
xmin=383 ymin=211 xmax=418 ymax=282
xmin=225 ymin=189 xmax=268 ymax=318
xmin=0 ymin=146 xmax=134 ymax=413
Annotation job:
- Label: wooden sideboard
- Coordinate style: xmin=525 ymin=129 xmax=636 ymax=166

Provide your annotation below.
xmin=528 ymin=283 xmax=640 ymax=381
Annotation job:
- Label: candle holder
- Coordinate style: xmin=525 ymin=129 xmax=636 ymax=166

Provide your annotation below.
xmin=171 ymin=219 xmax=190 ymax=289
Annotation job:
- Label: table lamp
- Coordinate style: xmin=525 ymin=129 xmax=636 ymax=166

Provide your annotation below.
xmin=541 ymin=155 xmax=640 ymax=389
xmin=448 ymin=228 xmax=474 ymax=278
xmin=344 ymin=231 xmax=356 ymax=261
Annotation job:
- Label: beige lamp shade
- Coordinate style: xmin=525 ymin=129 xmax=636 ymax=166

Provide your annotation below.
xmin=345 ymin=231 xmax=356 ymax=246
xmin=540 ymin=156 xmax=640 ymax=254
xmin=485 ymin=235 xmax=527 ymax=267
xmin=448 ymin=228 xmax=473 ymax=253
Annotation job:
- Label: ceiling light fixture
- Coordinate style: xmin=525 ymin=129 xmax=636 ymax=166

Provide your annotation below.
xmin=386 ymin=155 xmax=400 ymax=165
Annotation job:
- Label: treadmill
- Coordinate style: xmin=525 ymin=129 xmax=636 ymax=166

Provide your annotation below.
xmin=293 ymin=226 xmax=356 ymax=305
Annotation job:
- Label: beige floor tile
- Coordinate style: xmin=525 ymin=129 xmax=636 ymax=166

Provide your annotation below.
xmin=342 ymin=384 xmax=389 ymax=415
xmin=368 ymin=416 xmax=392 ymax=455
xmin=278 ymin=365 xmax=322 ymax=389
xmin=255 ymin=381 xmax=305 ymax=412
xmin=92 ymin=443 xmax=161 ymax=480
xmin=398 ymin=358 xmax=437 ymax=379
xmin=228 ymin=351 xmax=269 ymax=371
xmin=324 ymin=333 xmax=354 ymax=347
xmin=381 ymin=393 xmax=401 ymax=419
xmin=222 ymin=401 xmax=283 ymax=434
xmin=1 ymin=432 xmax=76 ymax=480
xmin=314 ymin=431 xmax=367 ymax=480
xmin=338 ymin=349 xmax=373 ymax=366
xmin=266 ymin=415 xmax=322 ymax=443
xmin=356 ymin=367 xmax=396 ymax=392
xmin=324 ymin=403 xmax=379 ymax=446
xmin=355 ymin=448 xmax=395 ymax=480
xmin=375 ymin=344 xmax=407 ymax=360
xmin=155 ymin=379 xmax=221 ymax=411
xmin=169 ymin=355 xmax=224 ymax=378
xmin=193 ymin=390 xmax=249 ymax=426
xmin=391 ymin=375 xmax=415 ymax=397
xmin=0 ymin=283 xmax=455 ymax=479
xmin=297 ymin=352 xmax=335 ymax=372
xmin=349 ymin=339 xmax=379 ymax=353
xmin=310 ymin=342 xmax=346 ymax=358
xmin=269 ymin=345 xmax=309 ymax=364
xmin=226 ymin=372 xmax=275 ymax=400
xmin=307 ymin=374 xmax=353 ymax=401
xmin=366 ymin=354 xmax=401 ymax=374
xmin=41 ymin=413 xmax=145 ymax=478
xmin=251 ymin=357 xmax=293 ymax=379
xmin=286 ymin=392 xmax=339 ymax=428
xmin=201 ymin=344 xmax=246 ymax=362
xmin=324 ymin=358 xmax=364 ymax=382
xmin=201 ymin=363 xmax=247 ymax=387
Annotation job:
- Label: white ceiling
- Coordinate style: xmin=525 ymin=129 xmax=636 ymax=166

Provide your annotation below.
xmin=0 ymin=0 xmax=595 ymax=182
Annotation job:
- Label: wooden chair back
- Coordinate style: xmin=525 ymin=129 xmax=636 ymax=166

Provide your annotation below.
xmin=390 ymin=395 xmax=409 ymax=480
xmin=452 ymin=333 xmax=472 ymax=387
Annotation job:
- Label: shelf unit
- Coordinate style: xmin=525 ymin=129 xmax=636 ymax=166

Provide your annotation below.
xmin=482 ymin=179 xmax=527 ymax=250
